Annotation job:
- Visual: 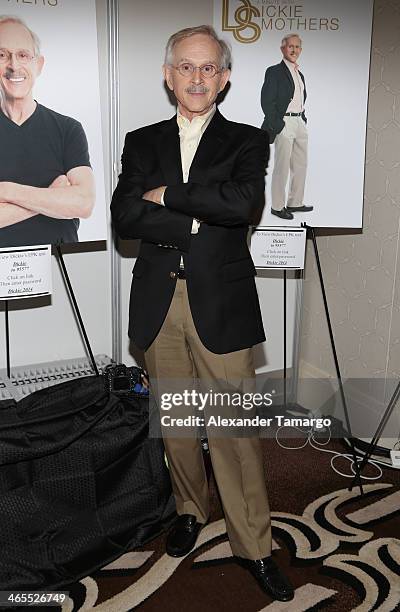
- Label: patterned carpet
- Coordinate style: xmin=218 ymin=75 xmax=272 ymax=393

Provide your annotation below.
xmin=53 ymin=439 xmax=400 ymax=611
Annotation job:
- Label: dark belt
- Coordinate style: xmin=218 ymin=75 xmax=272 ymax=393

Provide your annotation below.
xmin=285 ymin=112 xmax=302 ymax=116
xmin=169 ymin=268 xmax=186 ymax=280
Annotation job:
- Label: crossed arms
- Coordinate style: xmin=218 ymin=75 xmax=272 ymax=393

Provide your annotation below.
xmin=0 ymin=166 xmax=95 ymax=229
xmin=111 ymin=127 xmax=269 ymax=250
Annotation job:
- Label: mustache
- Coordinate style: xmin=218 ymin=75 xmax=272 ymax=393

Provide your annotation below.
xmin=185 ymin=86 xmax=209 ymax=94
xmin=4 ymin=70 xmax=25 ymax=78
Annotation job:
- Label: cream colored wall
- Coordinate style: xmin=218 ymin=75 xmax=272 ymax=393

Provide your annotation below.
xmin=298 ymin=0 xmax=400 ymax=442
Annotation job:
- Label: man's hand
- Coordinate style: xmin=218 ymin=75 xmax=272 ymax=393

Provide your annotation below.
xmin=142 ymin=185 xmax=201 ymax=233
xmin=142 ymin=186 xmax=166 ymax=205
xmin=49 ymin=174 xmax=71 ymax=189
xmin=0 ymin=201 xmax=38 ymax=228
xmin=0 ymin=183 xmax=11 ymax=203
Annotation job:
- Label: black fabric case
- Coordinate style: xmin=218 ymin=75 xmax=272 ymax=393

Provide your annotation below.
xmin=0 ymin=376 xmax=175 ymax=589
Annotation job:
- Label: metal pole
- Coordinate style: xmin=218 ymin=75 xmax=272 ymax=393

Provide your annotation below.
xmin=308 ymin=226 xmax=363 ymax=495
xmin=291 ymin=270 xmax=304 ymax=406
xmin=283 ymin=270 xmax=287 ymax=408
xmin=56 ymin=246 xmax=99 ymax=377
xmin=5 ymin=300 xmax=10 ymax=379
xmin=108 ymin=0 xmax=122 ymax=363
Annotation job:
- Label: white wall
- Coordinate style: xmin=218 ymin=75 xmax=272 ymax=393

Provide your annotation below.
xmin=0 ymin=0 xmax=112 ymax=369
xmin=0 ymin=0 xmax=298 ymax=376
xmin=117 ymin=0 xmax=298 ymax=374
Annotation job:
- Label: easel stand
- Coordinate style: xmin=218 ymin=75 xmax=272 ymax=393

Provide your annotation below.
xmin=283 ymin=269 xmax=287 ymax=408
xmin=298 ymin=224 xmax=364 ymax=495
xmin=4 ymin=300 xmax=10 ymax=379
xmin=55 ymin=246 xmax=99 ymax=377
xmin=3 ymin=244 xmax=99 ymax=382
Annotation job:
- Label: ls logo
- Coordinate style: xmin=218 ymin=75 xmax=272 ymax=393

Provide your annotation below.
xmin=222 ymin=0 xmax=261 ymax=43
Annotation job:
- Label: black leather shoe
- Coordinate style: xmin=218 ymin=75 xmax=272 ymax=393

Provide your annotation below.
xmin=166 ymin=514 xmax=204 ymax=557
xmin=286 ymin=205 xmax=313 ymax=213
xmin=271 ymin=207 xmax=294 ymax=220
xmin=240 ymin=556 xmax=294 ymax=602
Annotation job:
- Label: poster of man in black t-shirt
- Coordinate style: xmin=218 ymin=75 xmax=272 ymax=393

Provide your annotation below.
xmin=0 ymin=15 xmax=95 ymax=248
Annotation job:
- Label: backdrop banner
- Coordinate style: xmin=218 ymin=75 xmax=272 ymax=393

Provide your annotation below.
xmin=0 ymin=0 xmax=107 ymax=248
xmin=213 ymin=0 xmax=373 ymax=228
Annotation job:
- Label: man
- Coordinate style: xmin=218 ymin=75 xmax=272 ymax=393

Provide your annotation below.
xmin=0 ymin=16 xmax=95 ymax=248
xmin=111 ymin=25 xmax=294 ymax=603
xmin=261 ymin=34 xmax=313 ymax=220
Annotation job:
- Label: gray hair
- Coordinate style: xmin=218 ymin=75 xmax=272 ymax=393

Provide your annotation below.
xmin=165 ymin=25 xmax=232 ymax=70
xmin=0 ymin=15 xmax=41 ymax=56
xmin=281 ymin=33 xmax=302 ymax=48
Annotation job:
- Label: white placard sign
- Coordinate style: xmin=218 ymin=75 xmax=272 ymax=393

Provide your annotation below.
xmin=0 ymin=245 xmax=52 ymax=300
xmin=251 ymin=227 xmax=306 ymax=269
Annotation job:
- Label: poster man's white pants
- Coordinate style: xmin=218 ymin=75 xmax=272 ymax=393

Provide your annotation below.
xmin=271 ymin=116 xmax=308 ymax=211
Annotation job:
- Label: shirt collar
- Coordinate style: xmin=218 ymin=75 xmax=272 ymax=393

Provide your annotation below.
xmin=177 ymin=104 xmax=216 ymax=133
xmin=283 ymin=58 xmax=300 ymax=72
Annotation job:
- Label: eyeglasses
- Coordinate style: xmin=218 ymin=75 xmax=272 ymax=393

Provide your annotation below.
xmin=173 ymin=63 xmax=223 ymax=78
xmin=0 ymin=49 xmax=37 ymax=65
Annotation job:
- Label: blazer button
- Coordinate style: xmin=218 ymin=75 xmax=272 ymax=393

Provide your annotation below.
xmin=170 ymin=271 xmax=176 ymax=279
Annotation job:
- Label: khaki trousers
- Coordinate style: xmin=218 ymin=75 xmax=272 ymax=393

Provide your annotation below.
xmin=271 ymin=115 xmax=308 ymax=211
xmin=145 ymin=280 xmax=271 ymax=560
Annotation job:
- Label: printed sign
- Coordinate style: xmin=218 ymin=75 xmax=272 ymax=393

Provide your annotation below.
xmin=251 ymin=226 xmax=306 ymax=269
xmin=0 ymin=245 xmax=52 ymax=300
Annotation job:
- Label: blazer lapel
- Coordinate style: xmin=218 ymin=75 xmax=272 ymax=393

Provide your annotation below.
xmin=157 ymin=116 xmax=183 ymax=184
xmin=188 ymin=110 xmax=225 ymax=183
xmin=281 ymin=60 xmax=295 ymax=92
xmin=299 ymin=70 xmax=307 ymax=103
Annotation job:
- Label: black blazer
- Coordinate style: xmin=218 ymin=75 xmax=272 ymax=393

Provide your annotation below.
xmin=111 ymin=110 xmax=268 ymax=354
xmin=260 ymin=60 xmax=307 ymax=143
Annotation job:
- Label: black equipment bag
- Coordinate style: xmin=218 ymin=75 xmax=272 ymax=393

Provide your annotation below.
xmin=0 ymin=376 xmax=175 ymax=590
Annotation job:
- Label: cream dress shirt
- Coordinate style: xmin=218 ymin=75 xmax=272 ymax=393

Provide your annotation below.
xmin=161 ymin=104 xmax=216 ymax=250
xmin=283 ymin=58 xmax=304 ymax=113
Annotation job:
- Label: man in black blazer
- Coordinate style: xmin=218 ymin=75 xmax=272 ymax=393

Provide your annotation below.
xmin=261 ymin=34 xmax=313 ymax=220
xmin=111 ymin=25 xmax=293 ymax=603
